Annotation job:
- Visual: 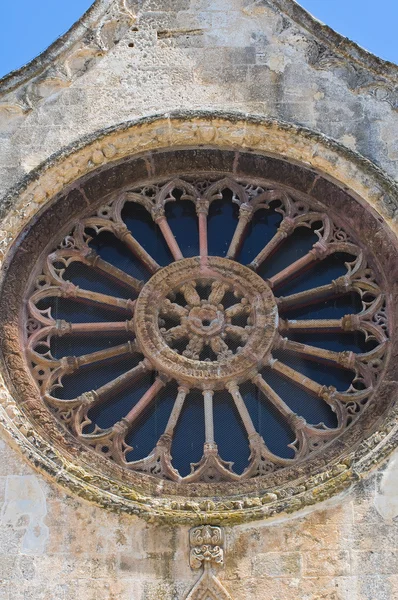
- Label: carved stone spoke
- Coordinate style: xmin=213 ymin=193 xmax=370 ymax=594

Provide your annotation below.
xmin=127 ymin=385 xmax=189 ymax=480
xmin=46 ymin=248 xmax=144 ymax=295
xmin=24 ymin=176 xmax=390 ymax=484
xmin=183 ymin=336 xmax=204 ymax=359
xmin=210 ymin=337 xmax=232 ymax=360
xmin=277 ymin=278 xmax=353 ymax=311
xmin=110 ymin=224 xmax=160 ymax=274
xmin=181 ymin=283 xmax=201 ymax=307
xmin=253 ymin=374 xmax=340 ymax=459
xmin=227 ymin=382 xmax=287 ymax=476
xmin=156 ymin=216 xmax=184 ymax=261
xmin=224 ymin=301 xmax=250 ymax=319
xmin=226 ymin=206 xmax=252 ymax=260
xmin=250 ymin=218 xmax=295 ymax=270
xmin=198 ymin=211 xmax=208 ymax=259
xmin=29 ymin=286 xmax=135 ymax=326
xmin=45 ymin=359 xmax=151 ymax=414
xmin=208 ymin=281 xmax=229 ymax=305
xmin=224 ymin=324 xmax=250 ymax=341
xmin=29 ymin=341 xmax=138 ymax=376
xmin=279 ymin=317 xmax=351 ymax=334
xmin=275 ymin=337 xmax=356 ymax=371
xmin=162 ymin=325 xmax=188 ymax=343
xmin=268 ymin=359 xmax=335 ymax=401
xmin=160 ymin=299 xmax=189 ymax=320
xmin=90 ymin=255 xmax=144 ymax=294
xmin=269 ymin=244 xmax=328 ymax=288
xmin=124 ymin=377 xmax=167 ymax=427
xmin=55 ymin=320 xmax=135 ymax=336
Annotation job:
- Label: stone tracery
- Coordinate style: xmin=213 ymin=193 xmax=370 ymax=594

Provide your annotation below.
xmin=24 ymin=175 xmax=389 ymax=484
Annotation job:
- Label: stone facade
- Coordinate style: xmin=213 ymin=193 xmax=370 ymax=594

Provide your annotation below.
xmin=1 ymin=1 xmax=398 ymax=599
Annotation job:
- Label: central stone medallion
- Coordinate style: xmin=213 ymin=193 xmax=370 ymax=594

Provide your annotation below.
xmin=135 ymin=257 xmax=278 ymax=389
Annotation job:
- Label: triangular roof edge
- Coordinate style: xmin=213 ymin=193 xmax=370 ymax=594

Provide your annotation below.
xmin=0 ymin=1 xmax=111 ymax=95
xmin=275 ymin=0 xmax=398 ymax=80
xmin=0 ymin=0 xmax=397 ymax=102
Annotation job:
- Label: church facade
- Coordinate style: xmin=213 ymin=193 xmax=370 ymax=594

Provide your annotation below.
xmin=1 ymin=1 xmax=398 ymax=599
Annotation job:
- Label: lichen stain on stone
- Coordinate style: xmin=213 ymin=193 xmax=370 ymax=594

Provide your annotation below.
xmin=374 ymin=451 xmax=398 ymax=521
xmin=1 ymin=475 xmax=49 ymax=554
xmin=340 ymin=134 xmax=357 ymax=151
xmin=266 ymin=53 xmax=288 ymax=73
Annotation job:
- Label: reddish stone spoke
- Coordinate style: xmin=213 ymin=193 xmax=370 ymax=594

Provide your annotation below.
xmin=26 ymin=320 xmax=136 ymax=358
xmin=253 ymin=374 xmax=339 ymax=460
xmin=203 ymin=390 xmax=215 ymax=444
xmin=89 ymin=254 xmax=144 ymax=294
xmin=29 ymin=286 xmax=135 ymax=324
xmin=126 ymin=386 xmax=189 ymax=481
xmin=73 ymin=342 xmax=137 ymax=369
xmin=277 ymin=278 xmax=351 ymax=311
xmin=123 ymin=377 xmax=166 ymax=427
xmin=249 ymin=219 xmax=295 ymax=271
xmin=33 ymin=342 xmax=137 ymax=374
xmin=55 ymin=320 xmax=135 ymax=336
xmin=48 ymin=248 xmax=144 ymax=295
xmin=198 ymin=212 xmax=208 ymax=258
xmin=279 ymin=317 xmax=348 ymax=334
xmin=276 ymin=337 xmax=356 ymax=371
xmin=112 ymin=224 xmax=160 ymax=274
xmin=71 ymin=287 xmax=135 ymax=313
xmin=88 ymin=359 xmax=152 ymax=403
xmin=253 ymin=374 xmax=299 ymax=422
xmin=227 ymin=383 xmax=257 ymax=438
xmin=227 ymin=384 xmax=290 ymax=476
xmin=155 ymin=216 xmax=184 ymax=261
xmin=163 ymin=386 xmax=189 ymax=437
xmin=268 ymin=242 xmax=329 ymax=289
xmin=226 ymin=206 xmax=252 ymax=260
xmin=44 ymin=359 xmax=151 ymax=407
xmin=268 ymin=359 xmax=332 ymax=400
xmin=269 ymin=254 xmax=315 ymax=288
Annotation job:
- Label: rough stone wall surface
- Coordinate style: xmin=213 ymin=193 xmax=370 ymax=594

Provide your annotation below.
xmin=1 ymin=0 xmax=398 ymax=198
xmin=0 ymin=1 xmax=398 ymax=599
xmin=2 ymin=437 xmax=398 ymax=600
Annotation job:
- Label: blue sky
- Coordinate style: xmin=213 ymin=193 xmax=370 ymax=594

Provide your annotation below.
xmin=299 ymin=0 xmax=398 ymax=64
xmin=0 ymin=0 xmax=397 ymax=78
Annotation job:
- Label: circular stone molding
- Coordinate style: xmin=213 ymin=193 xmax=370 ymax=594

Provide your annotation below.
xmin=0 ymin=111 xmax=398 ymax=525
xmin=135 ymin=256 xmax=277 ymax=389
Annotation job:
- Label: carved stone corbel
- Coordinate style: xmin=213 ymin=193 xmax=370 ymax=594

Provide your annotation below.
xmin=185 ymin=526 xmax=234 ymax=600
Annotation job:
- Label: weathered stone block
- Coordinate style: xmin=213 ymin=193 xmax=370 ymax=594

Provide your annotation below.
xmin=252 ymin=552 xmax=301 ymax=578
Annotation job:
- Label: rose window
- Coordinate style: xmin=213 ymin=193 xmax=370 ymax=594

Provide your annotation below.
xmin=22 ymin=172 xmax=389 ymax=484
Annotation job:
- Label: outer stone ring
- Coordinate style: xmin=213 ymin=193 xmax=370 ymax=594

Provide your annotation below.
xmin=0 ymin=115 xmax=397 ymax=524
